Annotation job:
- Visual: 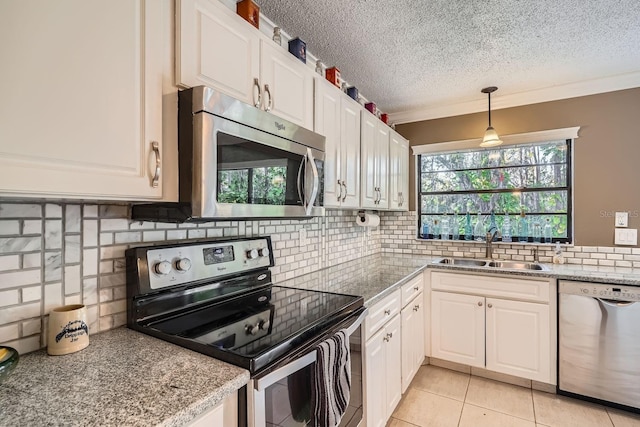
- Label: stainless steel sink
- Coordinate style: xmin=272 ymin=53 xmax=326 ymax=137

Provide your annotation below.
xmin=436 ymin=258 xmax=488 ymax=267
xmin=487 ymin=261 xmax=549 ymax=271
xmin=433 ymin=257 xmax=549 ymax=271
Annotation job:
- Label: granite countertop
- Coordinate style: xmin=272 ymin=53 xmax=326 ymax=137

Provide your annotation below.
xmin=0 ymin=328 xmax=249 ymax=427
xmin=277 ymin=254 xmax=434 ymax=306
xmin=277 ymin=253 xmax=640 ymax=308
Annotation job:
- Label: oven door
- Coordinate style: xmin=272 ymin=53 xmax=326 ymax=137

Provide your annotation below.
xmin=189 ymin=112 xmax=324 ymax=219
xmin=245 ymin=309 xmax=366 ymax=427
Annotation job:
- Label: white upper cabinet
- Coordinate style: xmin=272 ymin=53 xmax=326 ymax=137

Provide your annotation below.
xmin=361 ymin=111 xmax=390 ymax=209
xmin=315 ymin=79 xmax=360 ymax=208
xmin=177 ymin=0 xmax=314 ymax=130
xmin=177 ymin=0 xmax=260 ymax=106
xmin=260 ymin=41 xmax=314 ymax=129
xmin=389 ymin=130 xmax=410 ymax=211
xmin=0 ymin=0 xmax=169 ymax=200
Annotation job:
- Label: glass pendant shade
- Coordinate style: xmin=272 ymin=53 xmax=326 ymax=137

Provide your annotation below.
xmin=480 ymin=86 xmax=503 ymax=148
xmin=480 ymin=126 xmax=503 ymax=147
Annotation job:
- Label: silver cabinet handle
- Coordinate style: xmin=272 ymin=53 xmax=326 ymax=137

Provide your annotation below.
xmin=264 ymin=84 xmax=273 ymax=112
xmin=487 ymin=303 xmax=493 ymax=308
xmin=151 ymin=141 xmax=160 ymax=188
xmin=253 ymin=78 xmax=262 ymax=108
xmin=383 ymin=335 xmax=390 ymax=342
xmin=413 ymin=304 xmax=420 ymax=311
xmin=478 ymin=301 xmax=483 ymax=306
xmin=337 ymin=179 xmax=344 ymax=201
xmin=341 ymin=181 xmax=347 ymax=202
xmin=387 ymin=332 xmax=393 ymax=339
xmin=384 ymin=309 xmax=391 ymax=315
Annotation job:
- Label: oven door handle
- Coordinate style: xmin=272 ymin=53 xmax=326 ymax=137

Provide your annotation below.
xmin=345 ymin=307 xmax=368 ymax=336
xmin=254 ymin=350 xmax=317 ymax=391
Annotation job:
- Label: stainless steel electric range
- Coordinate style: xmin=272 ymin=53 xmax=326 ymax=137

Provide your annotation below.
xmin=126 ymin=237 xmax=365 ymax=427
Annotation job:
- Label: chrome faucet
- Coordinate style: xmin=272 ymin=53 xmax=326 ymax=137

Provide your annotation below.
xmin=532 ymin=246 xmax=540 ymax=263
xmin=485 ymin=227 xmax=500 ymax=259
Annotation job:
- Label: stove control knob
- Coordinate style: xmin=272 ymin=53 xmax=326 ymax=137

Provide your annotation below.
xmin=154 ymin=261 xmax=172 ymax=276
xmin=246 ymin=249 xmax=259 ymax=260
xmin=259 ymin=248 xmax=270 ymax=258
xmin=245 ymin=324 xmax=259 ymax=335
xmin=175 ymin=258 xmax=192 ymax=272
xmin=258 ymin=319 xmax=270 ymax=330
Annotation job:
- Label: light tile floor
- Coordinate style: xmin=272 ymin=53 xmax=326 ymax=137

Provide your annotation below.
xmin=388 ymin=365 xmax=640 ymax=427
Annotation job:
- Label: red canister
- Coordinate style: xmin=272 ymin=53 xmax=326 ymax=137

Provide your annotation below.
xmin=325 ymin=67 xmax=341 ymax=88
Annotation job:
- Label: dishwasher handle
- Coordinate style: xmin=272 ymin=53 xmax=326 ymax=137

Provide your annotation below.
xmin=597 ymin=298 xmax=637 ymax=307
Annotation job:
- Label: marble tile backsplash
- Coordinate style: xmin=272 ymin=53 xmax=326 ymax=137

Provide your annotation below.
xmin=0 ymin=202 xmax=379 ymax=354
xmin=379 ymin=211 xmax=640 ymax=267
xmin=2 ymin=203 xmax=637 ymax=355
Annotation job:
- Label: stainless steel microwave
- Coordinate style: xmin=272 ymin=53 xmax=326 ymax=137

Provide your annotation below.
xmin=132 ymin=86 xmax=325 ymax=222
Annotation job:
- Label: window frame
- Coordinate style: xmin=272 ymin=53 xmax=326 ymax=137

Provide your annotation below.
xmin=414 ymin=130 xmax=577 ymax=244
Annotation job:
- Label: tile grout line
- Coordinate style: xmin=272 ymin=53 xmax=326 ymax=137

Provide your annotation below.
xmin=456 ymin=373 xmax=472 ymax=427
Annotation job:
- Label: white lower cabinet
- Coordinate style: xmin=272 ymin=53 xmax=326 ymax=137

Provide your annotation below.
xmin=401 ymin=292 xmax=424 ymax=393
xmin=363 ymin=289 xmax=402 ymax=427
xmin=430 ymin=271 xmax=555 ymax=384
xmin=365 ymin=314 xmax=401 ymax=427
xmin=186 ymin=392 xmax=237 ymax=427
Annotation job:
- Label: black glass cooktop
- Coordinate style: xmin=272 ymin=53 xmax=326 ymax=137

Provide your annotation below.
xmin=139 ymin=284 xmax=363 ymax=376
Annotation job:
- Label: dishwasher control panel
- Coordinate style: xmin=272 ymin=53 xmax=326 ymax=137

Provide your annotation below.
xmin=559 ymin=280 xmax=640 ymax=302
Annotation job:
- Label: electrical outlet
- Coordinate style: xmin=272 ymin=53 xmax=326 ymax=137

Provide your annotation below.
xmin=615 ymin=228 xmax=637 ymax=245
xmin=615 ymin=212 xmax=629 ymax=227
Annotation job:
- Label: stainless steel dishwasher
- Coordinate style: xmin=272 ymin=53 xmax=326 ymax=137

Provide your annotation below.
xmin=558 ymin=280 xmax=640 ymax=411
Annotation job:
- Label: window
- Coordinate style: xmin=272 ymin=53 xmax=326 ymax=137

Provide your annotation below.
xmin=418 ymin=139 xmax=572 ymax=243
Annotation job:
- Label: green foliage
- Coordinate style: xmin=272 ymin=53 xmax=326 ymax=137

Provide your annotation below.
xmin=419 ymin=140 xmax=571 ymax=240
xmin=218 ymin=167 xmax=287 ymax=204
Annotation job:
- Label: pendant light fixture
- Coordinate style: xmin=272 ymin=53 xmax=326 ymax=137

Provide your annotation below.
xmin=480 ymin=86 xmax=503 ymax=148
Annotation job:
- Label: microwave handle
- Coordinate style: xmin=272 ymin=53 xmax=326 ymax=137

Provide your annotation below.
xmin=305 ymin=148 xmax=319 ymax=216
xmin=297 ymin=153 xmax=307 ymax=208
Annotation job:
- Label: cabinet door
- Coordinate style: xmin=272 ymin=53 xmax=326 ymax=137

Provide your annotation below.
xmin=375 ymin=122 xmax=390 ymax=209
xmin=385 ymin=314 xmax=402 ymax=419
xmin=398 ymin=133 xmax=410 ymax=211
xmin=339 ymin=97 xmax=362 ymax=209
xmin=402 ymin=294 xmax=425 ymax=393
xmin=486 ymin=298 xmax=551 ymax=382
xmin=314 ymin=79 xmax=342 ymax=208
xmin=0 ymin=0 xmax=166 ymax=200
xmin=177 ymin=0 xmax=260 ymax=106
xmin=360 ymin=111 xmax=378 ymax=209
xmin=388 ymin=131 xmax=402 ymax=210
xmin=431 ymin=291 xmax=485 ymax=367
xmin=388 ymin=130 xmax=409 ymax=211
xmin=260 ymin=40 xmax=314 ymax=129
xmin=364 ymin=328 xmax=387 ymax=427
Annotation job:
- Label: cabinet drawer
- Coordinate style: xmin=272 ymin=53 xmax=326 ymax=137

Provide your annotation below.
xmin=365 ymin=289 xmax=401 ymax=340
xmin=401 ymin=275 xmax=424 ymax=307
xmin=431 ymin=271 xmax=550 ymax=303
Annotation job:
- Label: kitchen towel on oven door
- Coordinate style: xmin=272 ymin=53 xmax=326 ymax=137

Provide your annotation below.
xmin=311 ymin=329 xmax=351 ymax=427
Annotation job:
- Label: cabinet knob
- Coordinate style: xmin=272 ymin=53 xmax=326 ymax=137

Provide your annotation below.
xmin=386 ymin=332 xmax=393 ymax=339
xmin=478 ymin=301 xmax=483 ymax=306
xmin=384 ymin=309 xmax=391 ymax=316
xmin=487 ymin=303 xmax=493 ymax=308
xmin=413 ymin=305 xmax=420 ymax=311
xmin=383 ymin=336 xmax=390 ymax=342
xmin=414 ymin=286 xmax=419 ymax=291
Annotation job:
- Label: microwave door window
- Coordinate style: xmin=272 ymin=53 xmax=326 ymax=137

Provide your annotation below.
xmin=216 ymin=133 xmax=305 ymax=207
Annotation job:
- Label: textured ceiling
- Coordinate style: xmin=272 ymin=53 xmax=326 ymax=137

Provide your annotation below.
xmin=254 ymin=0 xmax=640 ymax=120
